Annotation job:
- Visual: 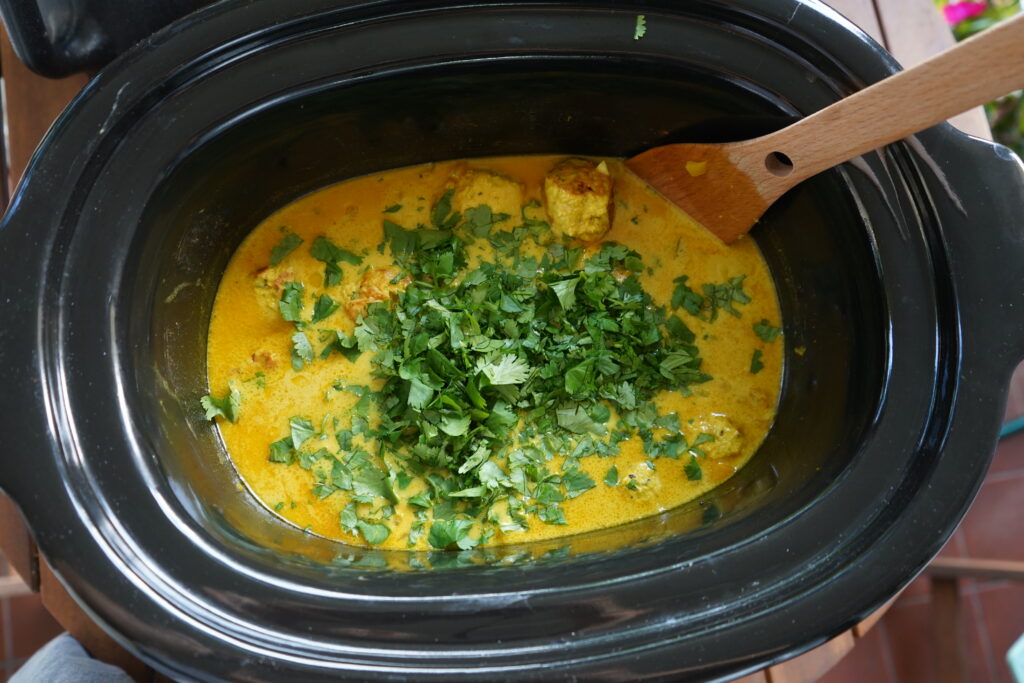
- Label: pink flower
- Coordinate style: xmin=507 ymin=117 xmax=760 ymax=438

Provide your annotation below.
xmin=943 ymin=1 xmax=987 ymax=24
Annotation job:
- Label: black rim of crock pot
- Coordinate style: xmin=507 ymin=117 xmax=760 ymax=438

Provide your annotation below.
xmin=1 ymin=0 xmax=1023 ymax=680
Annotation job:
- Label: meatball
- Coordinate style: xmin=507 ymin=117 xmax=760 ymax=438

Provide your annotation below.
xmin=450 ymin=168 xmax=524 ymax=219
xmin=688 ymin=415 xmax=743 ymax=460
xmin=622 ymin=461 xmax=660 ymax=500
xmin=345 ymin=266 xmax=411 ymax=320
xmin=543 ymin=158 xmax=613 ymax=242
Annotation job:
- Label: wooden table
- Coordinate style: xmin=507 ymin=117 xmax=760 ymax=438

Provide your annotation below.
xmin=0 ymin=2 xmax=989 ymax=680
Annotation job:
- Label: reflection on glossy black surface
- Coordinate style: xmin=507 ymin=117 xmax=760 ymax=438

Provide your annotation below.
xmin=0 ymin=0 xmax=209 ymax=77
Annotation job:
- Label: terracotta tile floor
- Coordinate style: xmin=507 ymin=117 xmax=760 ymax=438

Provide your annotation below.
xmin=0 ymin=365 xmax=1021 ymax=681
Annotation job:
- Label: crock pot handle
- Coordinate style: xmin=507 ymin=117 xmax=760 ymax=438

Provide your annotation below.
xmin=941 ymin=136 xmax=1024 ymax=367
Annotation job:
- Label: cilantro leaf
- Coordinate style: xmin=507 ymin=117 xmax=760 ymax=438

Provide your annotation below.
xmin=684 ymin=455 xmax=703 ymax=480
xmin=754 ymin=319 xmax=782 ymax=342
xmin=356 ymin=520 xmax=391 ymax=545
xmin=311 ymin=294 xmax=340 ymax=323
xmin=201 ymin=384 xmax=241 ymax=423
xmin=279 ymin=282 xmax=304 ymax=323
xmin=440 ymin=414 xmax=472 ymax=437
xmin=550 ymin=277 xmax=579 ymax=310
xmin=431 ymin=189 xmax=461 ymax=230
xmin=477 ymin=354 xmax=531 ymax=385
xmin=556 ymin=404 xmax=606 ymax=435
xmin=383 ymin=204 xmax=402 ymax=213
xmin=270 ymin=231 xmax=303 ymax=265
xmin=319 ymin=330 xmax=361 ymax=361
xmin=463 ymin=204 xmax=510 ymax=237
xmin=563 ymin=468 xmax=596 ymax=498
xmin=703 ymin=276 xmax=751 ymax=320
xmin=340 ymin=502 xmax=358 ymax=532
xmin=428 ymin=519 xmax=474 ymax=549
xmin=666 ymin=315 xmax=696 ymax=344
xmin=564 ymin=359 xmax=593 ymax=395
xmin=268 ymin=437 xmax=295 ymax=465
xmin=633 ymin=14 xmax=647 ymax=40
xmin=311 ymin=236 xmax=362 ymax=287
xmin=383 ymin=220 xmax=417 ymax=260
xmin=291 ymin=331 xmax=314 ymax=370
xmin=408 ymin=492 xmax=432 ymax=508
xmin=604 ymin=466 xmax=619 ymax=487
xmin=311 ymin=236 xmax=362 ymax=265
xmin=289 ymin=416 xmax=315 ymax=449
xmin=353 ymin=465 xmax=399 ymax=504
xmin=750 ymin=348 xmax=764 ymax=374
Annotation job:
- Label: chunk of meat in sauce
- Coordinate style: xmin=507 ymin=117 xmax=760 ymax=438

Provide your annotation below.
xmin=544 ymin=158 xmax=613 ymax=242
xmin=622 ymin=461 xmax=660 ymax=500
xmin=251 ymin=351 xmax=278 ymax=370
xmin=450 ymin=168 xmax=524 ymax=219
xmin=253 ymin=266 xmax=295 ymax=311
xmin=688 ymin=415 xmax=744 ymax=460
xmin=345 ymin=267 xmax=411 ymax=320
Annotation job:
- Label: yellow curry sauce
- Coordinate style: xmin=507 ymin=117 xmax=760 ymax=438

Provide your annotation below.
xmin=205 ymin=156 xmax=782 ymax=551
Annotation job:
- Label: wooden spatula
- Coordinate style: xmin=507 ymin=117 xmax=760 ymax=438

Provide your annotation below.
xmin=626 ymin=11 xmax=1024 ymax=244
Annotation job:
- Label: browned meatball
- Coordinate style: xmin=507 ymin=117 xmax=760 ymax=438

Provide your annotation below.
xmin=543 ymin=158 xmax=613 ymax=242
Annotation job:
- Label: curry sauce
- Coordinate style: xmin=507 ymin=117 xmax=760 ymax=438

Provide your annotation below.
xmin=204 ymin=156 xmax=783 ymax=550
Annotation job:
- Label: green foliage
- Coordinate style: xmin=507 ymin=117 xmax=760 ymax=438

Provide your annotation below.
xmin=935 ymin=0 xmax=1023 ymax=156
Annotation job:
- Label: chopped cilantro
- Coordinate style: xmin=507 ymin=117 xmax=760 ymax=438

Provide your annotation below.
xmin=750 ymin=349 xmax=764 ymax=374
xmin=289 ymin=416 xmax=315 ymax=449
xmin=754 ymin=319 xmax=782 ymax=342
xmin=356 ymin=520 xmax=390 ymax=545
xmin=672 ymin=275 xmax=751 ymax=321
xmin=703 ymin=276 xmax=751 ymax=320
xmin=311 ymin=293 xmax=340 ymax=323
xmin=463 ymin=204 xmax=511 ymax=237
xmin=291 ymin=331 xmax=314 ymax=370
xmin=684 ymin=455 xmax=703 ymax=481
xmin=477 ymin=354 xmax=531 ymax=385
xmin=550 ymin=277 xmax=579 ymax=310
xmin=340 ymin=502 xmax=358 ymax=532
xmin=383 ymin=204 xmax=402 ymax=213
xmin=279 ymin=281 xmax=304 ymax=323
xmin=311 ymin=236 xmax=362 ymax=287
xmin=671 ymin=276 xmax=705 ymax=317
xmin=634 ymin=14 xmax=647 ymax=40
xmin=269 ymin=230 xmax=303 ymax=265
xmin=431 ymin=189 xmax=461 ymax=230
xmin=259 ymin=194 xmax=736 ymax=550
xmin=200 ymin=384 xmax=241 ymax=423
xmin=563 ymin=468 xmax=596 ymax=498
xmin=428 ymin=519 xmax=475 ymax=549
xmin=269 ymin=437 xmax=295 ymax=465
xmin=319 ymin=330 xmax=361 ymax=361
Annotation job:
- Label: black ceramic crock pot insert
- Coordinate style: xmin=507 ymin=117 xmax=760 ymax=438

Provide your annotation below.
xmin=1 ymin=0 xmax=1023 ymax=680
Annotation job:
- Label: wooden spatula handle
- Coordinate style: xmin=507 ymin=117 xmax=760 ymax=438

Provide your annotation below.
xmin=751 ymin=11 xmax=1024 ymax=185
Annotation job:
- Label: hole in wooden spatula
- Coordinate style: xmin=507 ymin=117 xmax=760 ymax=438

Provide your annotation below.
xmin=765 ymin=151 xmax=794 ymax=177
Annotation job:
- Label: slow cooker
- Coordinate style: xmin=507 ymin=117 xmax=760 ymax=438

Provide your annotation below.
xmin=1 ymin=0 xmax=1022 ymax=679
